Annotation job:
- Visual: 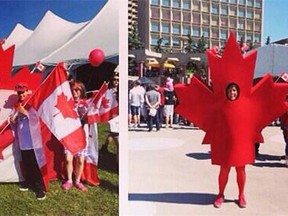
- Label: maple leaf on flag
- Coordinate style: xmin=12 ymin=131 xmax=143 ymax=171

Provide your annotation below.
xmin=101 ymin=97 xmax=110 ymax=108
xmin=174 ymin=32 xmax=288 ymax=167
xmin=54 ymin=93 xmax=78 ymax=119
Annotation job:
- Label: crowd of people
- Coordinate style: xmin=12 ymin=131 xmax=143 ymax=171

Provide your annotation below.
xmin=128 ymin=77 xmax=178 ymax=131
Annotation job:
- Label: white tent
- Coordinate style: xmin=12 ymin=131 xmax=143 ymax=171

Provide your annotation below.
xmin=254 ymin=44 xmax=288 ymax=78
xmin=3 ymin=0 xmax=118 ymax=67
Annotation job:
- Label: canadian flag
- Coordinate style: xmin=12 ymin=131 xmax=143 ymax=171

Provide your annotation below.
xmin=32 ymin=61 xmax=46 ymax=73
xmin=280 ymin=72 xmax=288 ymax=82
xmin=28 ymin=63 xmax=86 ymax=155
xmin=87 ymin=83 xmax=119 ymax=123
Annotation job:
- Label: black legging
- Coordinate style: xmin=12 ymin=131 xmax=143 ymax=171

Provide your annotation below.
xmin=21 ymin=150 xmax=45 ymax=192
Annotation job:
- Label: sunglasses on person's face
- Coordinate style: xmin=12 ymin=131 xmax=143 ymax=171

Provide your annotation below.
xmin=113 ymin=78 xmax=119 ymax=81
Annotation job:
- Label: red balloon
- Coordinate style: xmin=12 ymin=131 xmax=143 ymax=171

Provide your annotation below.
xmin=89 ymin=49 xmax=105 ymax=67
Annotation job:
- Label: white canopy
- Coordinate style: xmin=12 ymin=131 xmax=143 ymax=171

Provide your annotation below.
xmin=3 ymin=0 xmax=118 ymax=67
xmin=254 ymin=44 xmax=288 ymax=78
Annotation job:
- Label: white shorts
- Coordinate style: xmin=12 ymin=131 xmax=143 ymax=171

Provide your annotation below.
xmin=163 ymin=105 xmax=174 ymax=117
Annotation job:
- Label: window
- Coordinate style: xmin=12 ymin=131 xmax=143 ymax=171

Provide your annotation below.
xmin=221 ymin=6 xmax=228 ymax=15
xmin=151 ymin=0 xmax=159 ymax=5
xmin=172 ymin=24 xmax=180 ymax=34
xmin=172 ymin=0 xmax=180 ymax=8
xmin=229 ymin=5 xmax=237 ymax=16
xmin=151 ymin=22 xmax=160 ymax=32
xmin=247 ymin=0 xmax=253 ymax=7
xmin=212 ymin=4 xmax=219 ymax=14
xmin=192 ymin=0 xmax=200 ymax=11
xmin=230 ymin=0 xmax=236 ymax=3
xmin=220 ymin=0 xmax=228 ymax=2
xmin=238 ymin=8 xmax=245 ymax=17
xmin=212 ymin=28 xmax=219 ymax=38
xmin=151 ymin=35 xmax=159 ymax=45
xmin=162 ymin=23 xmax=170 ymax=33
xmin=255 ymin=0 xmax=261 ymax=8
xmin=172 ymin=10 xmax=181 ymax=21
xmin=255 ymin=22 xmax=261 ymax=31
xmin=239 ymin=0 xmax=245 ymax=5
xmin=247 ymin=21 xmax=253 ymax=30
xmin=183 ymin=11 xmax=191 ymax=22
xmin=202 ymin=14 xmax=210 ymax=25
xmin=151 ymin=7 xmax=160 ymax=18
xmin=221 ymin=17 xmax=228 ymax=26
xmin=163 ymin=38 xmax=170 ymax=46
xmin=247 ymin=9 xmax=253 ymax=18
xmin=202 ymin=2 xmax=209 ymax=13
xmin=212 ymin=16 xmax=219 ymax=26
xmin=246 ymin=33 xmax=253 ymax=41
xmin=230 ymin=18 xmax=237 ymax=28
xmin=183 ymin=25 xmax=191 ymax=35
xmin=254 ymin=34 xmax=260 ymax=43
xmin=255 ymin=10 xmax=261 ymax=19
xmin=203 ymin=28 xmax=209 ymax=37
xmin=172 ymin=37 xmax=180 ymax=46
xmin=193 ymin=26 xmax=200 ymax=36
xmin=237 ymin=32 xmax=245 ymax=41
xmin=162 ymin=0 xmax=170 ymax=7
xmin=220 ymin=30 xmax=228 ymax=39
xmin=238 ymin=20 xmax=245 ymax=29
xmin=193 ymin=13 xmax=200 ymax=23
xmin=183 ymin=0 xmax=190 ymax=9
xmin=162 ymin=9 xmax=171 ymax=19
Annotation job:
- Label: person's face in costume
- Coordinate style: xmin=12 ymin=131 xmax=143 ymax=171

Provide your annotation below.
xmin=226 ymin=84 xmax=239 ymax=101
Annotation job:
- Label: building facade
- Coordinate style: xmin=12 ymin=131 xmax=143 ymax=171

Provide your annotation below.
xmin=134 ymin=0 xmax=263 ymax=52
xmin=128 ymin=0 xmax=139 ymax=34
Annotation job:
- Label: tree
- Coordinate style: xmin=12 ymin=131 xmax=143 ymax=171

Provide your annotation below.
xmin=265 ymin=36 xmax=270 ymax=45
xmin=128 ymin=22 xmax=144 ymax=50
xmin=184 ymin=33 xmax=195 ymax=53
xmin=154 ymin=38 xmax=164 ymax=53
xmin=194 ymin=35 xmax=208 ymax=53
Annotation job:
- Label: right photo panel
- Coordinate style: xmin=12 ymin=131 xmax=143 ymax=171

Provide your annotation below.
xmin=126 ymin=0 xmax=288 ymax=215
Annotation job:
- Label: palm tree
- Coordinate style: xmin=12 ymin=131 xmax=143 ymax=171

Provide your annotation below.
xmin=194 ymin=35 xmax=208 ymax=53
xmin=154 ymin=38 xmax=164 ymax=53
xmin=184 ymin=33 xmax=195 ymax=53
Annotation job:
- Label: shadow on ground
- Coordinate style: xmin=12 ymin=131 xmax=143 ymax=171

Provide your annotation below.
xmin=186 ymin=152 xmax=211 ymax=160
xmin=128 ymin=192 xmax=236 ymax=205
xmin=98 ymin=149 xmax=118 ymax=173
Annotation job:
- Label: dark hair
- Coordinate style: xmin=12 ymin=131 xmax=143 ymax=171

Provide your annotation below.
xmin=226 ymin=82 xmax=240 ymax=101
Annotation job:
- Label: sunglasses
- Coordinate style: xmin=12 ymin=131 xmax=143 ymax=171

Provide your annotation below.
xmin=113 ymin=78 xmax=119 ymax=81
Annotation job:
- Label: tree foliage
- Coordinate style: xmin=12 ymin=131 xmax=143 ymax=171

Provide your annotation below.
xmin=128 ymin=22 xmax=144 ymax=50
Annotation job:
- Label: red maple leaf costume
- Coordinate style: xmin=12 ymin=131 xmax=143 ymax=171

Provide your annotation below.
xmin=175 ymin=33 xmax=288 ymax=167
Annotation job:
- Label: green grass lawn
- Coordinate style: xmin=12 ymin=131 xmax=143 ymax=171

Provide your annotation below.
xmin=0 ymin=123 xmax=119 ymax=216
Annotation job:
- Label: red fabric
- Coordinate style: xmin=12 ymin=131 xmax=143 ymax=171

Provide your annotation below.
xmin=175 ymin=33 xmax=288 ymax=167
xmin=0 ymin=45 xmax=42 ymax=91
xmin=0 ymin=121 xmax=14 ymax=159
xmin=82 ymin=161 xmax=100 ymax=186
xmin=0 ymin=45 xmax=14 ymax=88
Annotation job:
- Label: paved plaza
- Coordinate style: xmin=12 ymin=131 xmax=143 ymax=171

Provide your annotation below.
xmin=127 ymin=123 xmax=288 ymax=216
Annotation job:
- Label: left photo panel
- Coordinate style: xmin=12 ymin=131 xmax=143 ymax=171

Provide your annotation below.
xmin=0 ymin=0 xmax=119 ymax=215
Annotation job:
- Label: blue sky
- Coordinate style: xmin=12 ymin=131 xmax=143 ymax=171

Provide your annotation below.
xmin=264 ymin=0 xmax=288 ymax=43
xmin=0 ymin=0 xmax=107 ymax=39
xmin=0 ymin=0 xmax=287 ymax=45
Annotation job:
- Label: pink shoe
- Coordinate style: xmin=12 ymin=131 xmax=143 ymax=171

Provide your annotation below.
xmin=75 ymin=182 xmax=87 ymax=192
xmin=238 ymin=196 xmax=247 ymax=208
xmin=214 ymin=195 xmax=224 ymax=208
xmin=62 ymin=181 xmax=73 ymax=190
